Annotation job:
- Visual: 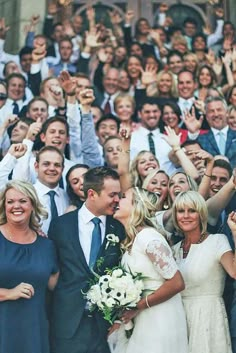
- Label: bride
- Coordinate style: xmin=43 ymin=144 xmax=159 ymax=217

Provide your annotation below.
xmin=109 ymin=187 xmax=188 ymax=353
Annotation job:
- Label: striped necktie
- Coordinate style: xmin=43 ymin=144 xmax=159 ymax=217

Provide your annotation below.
xmin=148 ymin=132 xmax=156 ymax=156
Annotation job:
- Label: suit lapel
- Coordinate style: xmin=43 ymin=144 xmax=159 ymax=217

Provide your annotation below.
xmin=225 ymin=129 xmax=235 ymax=154
xmin=69 ymin=211 xmax=91 ymax=274
xmin=208 ymin=131 xmax=220 ymax=154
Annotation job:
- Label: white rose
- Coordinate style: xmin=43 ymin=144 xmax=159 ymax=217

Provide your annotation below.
xmin=105 ymin=297 xmax=116 ymax=308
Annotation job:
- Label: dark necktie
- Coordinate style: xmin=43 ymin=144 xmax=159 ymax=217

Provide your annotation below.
xmin=89 ymin=217 xmax=102 ymax=268
xmin=59 ymin=176 xmax=64 ymax=189
xmin=47 ymin=190 xmax=58 ymax=219
xmin=12 ymin=102 xmax=19 ymax=115
xmin=104 ymin=96 xmax=111 ymax=114
xmin=148 ymin=132 xmax=156 ymax=156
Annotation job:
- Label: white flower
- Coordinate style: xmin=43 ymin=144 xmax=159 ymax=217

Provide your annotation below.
xmin=105 ymin=297 xmax=116 ymax=308
xmin=112 ymin=269 xmax=123 ymax=278
xmin=99 ymin=275 xmax=111 ymax=286
xmin=105 ymin=234 xmax=120 ymax=249
xmin=87 ymin=284 xmax=102 ymax=304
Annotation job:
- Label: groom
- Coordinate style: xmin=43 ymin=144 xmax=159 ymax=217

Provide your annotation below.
xmin=48 ymin=167 xmax=124 ymax=353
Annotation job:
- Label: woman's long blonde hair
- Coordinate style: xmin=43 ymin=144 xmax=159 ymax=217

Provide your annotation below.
xmin=122 ymin=187 xmax=165 ymax=251
xmin=130 ymin=151 xmax=160 ymax=187
xmin=0 ymin=181 xmax=48 ymax=232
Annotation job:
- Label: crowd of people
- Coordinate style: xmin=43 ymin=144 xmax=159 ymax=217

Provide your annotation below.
xmin=0 ymin=0 xmax=236 ymax=352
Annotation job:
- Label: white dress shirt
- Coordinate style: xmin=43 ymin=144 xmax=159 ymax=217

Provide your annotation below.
xmin=78 ymin=203 xmax=106 ymax=265
xmin=101 ymin=92 xmax=119 ymax=116
xmin=211 ymin=126 xmax=229 ymax=153
xmin=34 ymin=179 xmax=69 ymax=234
xmin=130 ymin=126 xmax=177 ymax=176
xmin=177 ymin=97 xmax=195 ymax=117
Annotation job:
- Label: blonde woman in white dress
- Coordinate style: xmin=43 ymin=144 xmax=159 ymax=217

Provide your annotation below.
xmin=109 ymin=187 xmax=188 ymax=353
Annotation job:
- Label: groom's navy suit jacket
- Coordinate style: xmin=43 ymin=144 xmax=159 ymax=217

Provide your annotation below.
xmin=48 ymin=209 xmax=125 ymax=341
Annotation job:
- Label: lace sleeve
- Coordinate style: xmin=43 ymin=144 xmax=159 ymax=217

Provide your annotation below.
xmin=146 ymin=239 xmax=178 ymax=279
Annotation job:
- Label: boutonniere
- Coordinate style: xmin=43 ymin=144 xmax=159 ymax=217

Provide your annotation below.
xmin=105 ymin=234 xmax=120 ymax=250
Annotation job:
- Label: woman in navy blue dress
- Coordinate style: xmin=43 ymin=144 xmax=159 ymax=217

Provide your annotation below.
xmin=0 ymin=181 xmax=59 ymax=353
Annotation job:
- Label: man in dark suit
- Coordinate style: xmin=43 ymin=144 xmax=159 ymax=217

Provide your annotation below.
xmin=48 ymin=167 xmax=124 ymax=353
xmin=197 ymin=96 xmax=236 ymax=168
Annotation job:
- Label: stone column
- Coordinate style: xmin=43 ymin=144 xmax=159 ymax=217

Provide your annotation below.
xmin=0 ymin=0 xmax=46 ymax=53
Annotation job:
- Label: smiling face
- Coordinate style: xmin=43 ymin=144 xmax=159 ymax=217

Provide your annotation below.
xmin=35 ymin=150 xmax=64 ymax=188
xmin=40 ymin=121 xmax=69 ymax=152
xmin=199 ymin=67 xmax=212 ymax=88
xmin=127 ymin=57 xmax=142 ymax=80
xmin=178 ymin=71 xmax=195 ymax=99
xmin=11 ymin=121 xmax=29 ymax=143
xmin=176 ymin=206 xmax=201 ymax=234
xmin=115 ymin=97 xmax=134 ymax=122
xmin=209 ymin=166 xmax=230 ymax=197
xmin=86 ymin=177 xmax=121 ymax=216
xmin=229 ymin=87 xmax=236 ymax=106
xmin=158 ymin=73 xmax=172 ymax=95
xmin=137 ymin=152 xmax=159 ymax=179
xmin=68 ymin=167 xmax=88 ymax=201
xmin=206 ymin=100 xmax=228 ymax=130
xmin=5 ymin=188 xmax=33 ymax=226
xmin=7 ymin=77 xmax=25 ymax=101
xmin=162 ymin=105 xmax=179 ymax=129
xmin=96 ymin=119 xmax=118 ymax=145
xmin=145 ymin=172 xmax=168 ymax=204
xmin=169 ymin=173 xmax=190 ymax=201
xmin=103 ymin=69 xmax=119 ymax=95
xmin=27 ymin=100 xmax=48 ymax=123
xmin=228 ymin=108 xmax=236 ymax=130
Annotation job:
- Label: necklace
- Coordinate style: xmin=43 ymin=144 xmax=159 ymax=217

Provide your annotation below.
xmin=181 ymin=232 xmax=208 ymax=258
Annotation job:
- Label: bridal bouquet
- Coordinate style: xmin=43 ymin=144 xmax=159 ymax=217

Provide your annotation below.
xmin=86 ymin=267 xmax=144 ymax=334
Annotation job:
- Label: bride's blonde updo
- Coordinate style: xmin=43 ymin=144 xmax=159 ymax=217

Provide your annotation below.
xmin=123 ymin=187 xmax=165 ymax=251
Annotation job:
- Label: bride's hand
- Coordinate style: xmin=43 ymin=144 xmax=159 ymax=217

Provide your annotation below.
xmin=121 ymin=308 xmax=140 ymax=324
xmin=107 ymin=322 xmax=121 ymax=337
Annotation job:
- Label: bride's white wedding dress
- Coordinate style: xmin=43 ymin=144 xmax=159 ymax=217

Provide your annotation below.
xmin=110 ymin=228 xmax=188 ymax=353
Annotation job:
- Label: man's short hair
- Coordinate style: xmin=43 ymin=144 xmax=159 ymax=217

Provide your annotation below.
xmin=83 ymin=167 xmax=120 ymax=198
xmin=95 ymin=114 xmax=120 ymax=132
xmin=6 ymin=73 xmax=26 ymax=87
xmin=36 ymin=145 xmax=64 ymax=167
xmin=138 ymin=97 xmax=160 ymax=112
xmin=213 ymin=159 xmax=232 ymax=178
xmin=41 ymin=116 xmax=69 ymax=136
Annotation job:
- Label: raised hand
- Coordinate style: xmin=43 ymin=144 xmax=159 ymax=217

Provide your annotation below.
xmin=227 ymin=211 xmax=236 ymax=234
xmin=7 ymin=282 xmax=34 ymax=300
xmin=58 ymin=0 xmax=73 ymax=7
xmin=85 ymin=29 xmax=102 ymax=48
xmin=0 ymin=18 xmax=10 ymax=39
xmin=32 ymin=42 xmax=47 ymax=63
xmin=205 ymin=49 xmax=215 ymax=66
xmin=26 ymin=118 xmax=42 ymax=141
xmin=8 ymin=143 xmax=27 ymax=159
xmin=222 ymin=51 xmax=232 ymax=67
xmin=108 ymin=10 xmax=122 ymax=25
xmin=212 ymin=57 xmax=223 ymax=76
xmin=183 ymin=107 xmax=204 ymax=133
xmin=47 ymin=2 xmax=58 ymax=16
xmin=31 ymin=14 xmax=40 ymax=27
xmin=86 ymin=6 xmax=95 ymax=22
xmin=119 ymin=123 xmax=131 ymax=140
xmin=3 ymin=115 xmax=19 ymax=129
xmin=63 ymin=20 xmax=75 ymax=37
xmin=79 ymin=89 xmax=95 ymax=108
xmin=97 ymin=47 xmax=109 ymax=63
xmin=125 ymin=10 xmax=134 ymax=25
xmin=58 ymin=70 xmax=77 ymax=96
xmin=162 ymin=126 xmax=181 ymax=148
xmin=194 ymin=149 xmax=213 ymax=164
xmin=141 ymin=65 xmax=157 ymax=86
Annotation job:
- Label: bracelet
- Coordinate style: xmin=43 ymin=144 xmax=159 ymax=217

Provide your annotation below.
xmin=145 ymin=295 xmax=151 ymax=309
xmin=204 ymin=173 xmax=211 ymax=178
